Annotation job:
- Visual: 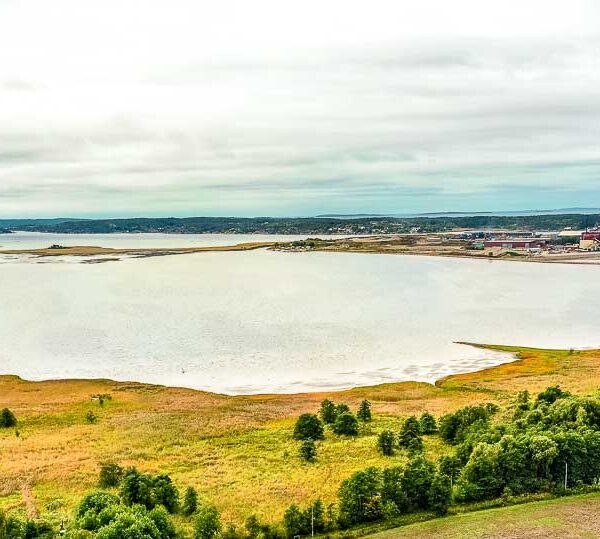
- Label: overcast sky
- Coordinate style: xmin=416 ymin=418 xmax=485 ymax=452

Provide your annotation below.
xmin=1 ymin=0 xmax=599 ymax=217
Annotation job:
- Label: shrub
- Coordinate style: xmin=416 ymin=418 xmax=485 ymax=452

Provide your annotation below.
xmin=76 ymin=491 xmax=121 ymax=520
xmin=377 ymin=430 xmax=395 ymax=456
xmin=94 ymin=506 xmax=162 ymax=539
xmin=183 ymin=486 xmax=198 ymax=516
xmin=85 ymin=411 xmax=97 ymax=424
xmin=419 ymin=412 xmax=437 ymax=434
xmin=99 ymin=463 xmax=124 ymax=488
xmin=299 ymin=439 xmax=317 ymax=462
xmin=357 ymin=400 xmax=372 ymax=422
xmin=194 ymin=505 xmax=221 ymax=539
xmin=319 ymin=399 xmax=337 ymax=424
xmin=0 ymin=408 xmax=17 ymax=428
xmin=333 ymin=413 xmax=359 ymax=436
xmin=293 ymin=414 xmax=324 ymax=441
xmin=537 ymin=385 xmax=570 ymax=405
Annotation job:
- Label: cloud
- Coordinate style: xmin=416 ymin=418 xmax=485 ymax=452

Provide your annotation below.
xmin=1 ymin=0 xmax=600 ymax=216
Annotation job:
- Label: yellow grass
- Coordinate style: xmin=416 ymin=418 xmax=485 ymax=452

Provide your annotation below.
xmin=1 ymin=345 xmax=599 ymax=527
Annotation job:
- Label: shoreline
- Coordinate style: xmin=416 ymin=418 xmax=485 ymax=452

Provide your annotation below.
xmin=2 ymin=234 xmax=599 ymax=264
xmin=0 ymin=343 xmax=546 ymax=399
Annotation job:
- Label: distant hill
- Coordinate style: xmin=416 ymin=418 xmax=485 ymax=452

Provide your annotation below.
xmin=0 ymin=218 xmax=85 ymax=227
xmin=3 ymin=213 xmax=599 ymax=234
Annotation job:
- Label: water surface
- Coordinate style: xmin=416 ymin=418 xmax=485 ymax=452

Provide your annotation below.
xmin=0 ymin=233 xmax=597 ymax=394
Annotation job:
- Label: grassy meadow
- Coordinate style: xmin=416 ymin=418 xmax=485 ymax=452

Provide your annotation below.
xmin=1 ymin=345 xmax=600 ymax=530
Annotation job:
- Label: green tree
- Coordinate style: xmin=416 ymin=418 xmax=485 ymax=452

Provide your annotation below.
xmin=86 ymin=410 xmax=97 ymax=424
xmin=304 ymin=500 xmax=325 ymax=535
xmin=283 ymin=504 xmax=306 ymax=538
xmin=194 ymin=505 xmax=221 ymax=539
xmin=94 ymin=507 xmax=162 ymax=539
xmin=120 ymin=468 xmax=154 ymax=509
xmin=333 ymin=413 xmax=359 ymax=436
xmin=319 ymin=399 xmax=337 ymax=424
xmin=299 ymin=439 xmax=317 ymax=462
xmin=427 ymin=473 xmax=452 ymax=515
xmin=183 ymin=486 xmax=198 ymax=516
xmin=152 ymin=475 xmax=179 ymax=513
xmin=99 ymin=463 xmax=124 ymax=488
xmin=419 ymin=412 xmax=437 ymax=434
xmin=336 ymin=404 xmax=351 ymax=416
xmin=398 ymin=416 xmax=422 ymax=452
xmin=357 ymin=400 xmax=372 ymax=422
xmin=338 ymin=467 xmax=383 ymax=527
xmin=401 ymin=456 xmax=435 ymax=510
xmin=293 ymin=414 xmax=324 ymax=441
xmin=438 ymin=455 xmax=461 ymax=486
xmin=377 ymin=430 xmax=395 ymax=456
xmin=381 ymin=466 xmax=408 ymax=513
xmin=148 ymin=506 xmax=178 ymax=539
xmin=0 ymin=408 xmax=16 ymax=428
xmin=459 ymin=442 xmax=504 ymax=501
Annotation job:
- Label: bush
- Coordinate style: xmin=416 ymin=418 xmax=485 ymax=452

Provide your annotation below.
xmin=293 ymin=414 xmax=324 ymax=441
xmin=319 ymin=399 xmax=337 ymax=424
xmin=299 ymin=439 xmax=317 ymax=462
xmin=85 ymin=411 xmax=97 ymax=424
xmin=419 ymin=412 xmax=437 ymax=434
xmin=537 ymin=385 xmax=570 ymax=405
xmin=333 ymin=413 xmax=359 ymax=436
xmin=183 ymin=486 xmax=198 ymax=516
xmin=377 ymin=430 xmax=395 ymax=456
xmin=0 ymin=408 xmax=17 ymax=428
xmin=194 ymin=505 xmax=221 ymax=539
xmin=94 ymin=506 xmax=162 ymax=539
xmin=99 ymin=463 xmax=124 ymax=488
xmin=357 ymin=400 xmax=372 ymax=422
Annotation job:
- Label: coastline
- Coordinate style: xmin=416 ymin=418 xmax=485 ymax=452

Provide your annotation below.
xmin=2 ymin=234 xmax=599 ymax=264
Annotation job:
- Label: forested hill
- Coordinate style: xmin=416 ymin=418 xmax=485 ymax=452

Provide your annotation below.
xmin=5 ymin=214 xmax=599 ymax=234
xmin=3 ymin=213 xmax=599 ymax=235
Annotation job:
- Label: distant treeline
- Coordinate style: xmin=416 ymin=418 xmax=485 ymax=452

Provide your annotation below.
xmin=4 ymin=214 xmax=599 ymax=235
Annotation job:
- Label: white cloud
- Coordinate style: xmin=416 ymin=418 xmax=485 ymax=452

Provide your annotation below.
xmin=1 ymin=0 xmax=600 ymax=216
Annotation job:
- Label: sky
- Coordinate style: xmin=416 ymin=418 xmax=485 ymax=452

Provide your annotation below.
xmin=1 ymin=0 xmax=600 ymax=218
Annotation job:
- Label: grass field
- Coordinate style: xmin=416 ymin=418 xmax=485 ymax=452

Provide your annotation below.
xmin=368 ymin=492 xmax=600 ymax=538
xmin=1 ymin=345 xmax=600 ymax=529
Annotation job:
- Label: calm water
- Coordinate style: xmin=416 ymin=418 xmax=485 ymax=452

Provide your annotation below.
xmin=0 ymin=233 xmax=598 ymax=394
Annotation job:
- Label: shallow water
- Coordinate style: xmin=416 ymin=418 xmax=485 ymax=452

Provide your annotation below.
xmin=0 ymin=233 xmax=598 ymax=394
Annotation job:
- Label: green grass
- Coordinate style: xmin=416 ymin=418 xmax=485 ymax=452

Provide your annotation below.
xmin=367 ymin=492 xmax=600 ymax=538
